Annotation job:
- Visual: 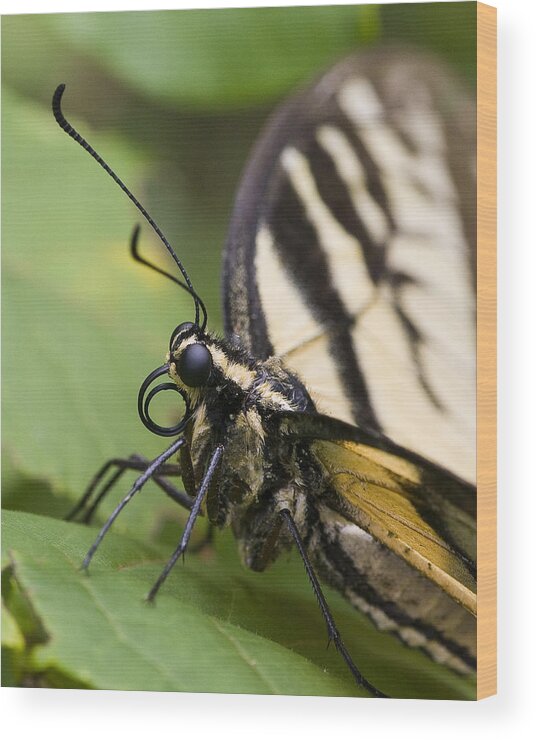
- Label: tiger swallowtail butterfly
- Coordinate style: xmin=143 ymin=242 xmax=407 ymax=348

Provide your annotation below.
xmin=53 ymin=46 xmax=476 ymax=699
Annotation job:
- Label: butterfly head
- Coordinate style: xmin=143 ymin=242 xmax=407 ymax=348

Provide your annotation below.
xmin=166 ymin=322 xmax=260 ymax=406
xmin=167 ymin=321 xmax=214 ymax=396
xmin=136 ymin=321 xmax=216 ymax=438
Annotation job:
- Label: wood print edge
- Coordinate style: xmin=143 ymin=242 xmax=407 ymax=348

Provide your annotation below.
xmin=476 ymin=0 xmax=497 ymax=701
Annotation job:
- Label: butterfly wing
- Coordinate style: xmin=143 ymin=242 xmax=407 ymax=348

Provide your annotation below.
xmin=279 ymin=410 xmax=476 ymax=672
xmin=224 ymin=47 xmax=476 ymax=483
xmin=280 ymin=411 xmax=476 ymax=611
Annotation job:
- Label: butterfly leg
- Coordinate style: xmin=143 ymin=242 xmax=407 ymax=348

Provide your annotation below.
xmin=146 ymin=444 xmax=224 ymax=602
xmin=81 ymin=437 xmax=187 ymax=572
xmin=279 ymin=508 xmax=388 ymax=699
xmin=66 ymin=454 xmax=192 ymax=524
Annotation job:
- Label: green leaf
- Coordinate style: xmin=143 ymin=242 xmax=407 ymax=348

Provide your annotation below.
xmin=47 ymin=7 xmax=378 ymax=111
xmin=2 ymin=510 xmax=475 ymax=698
xmin=1 ymin=601 xmax=26 ymax=686
xmin=0 ymin=510 xmax=357 ymax=695
xmin=1 ymin=604 xmax=25 ymax=652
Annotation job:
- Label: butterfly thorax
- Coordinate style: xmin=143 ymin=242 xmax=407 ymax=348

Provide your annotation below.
xmin=168 ymin=325 xmax=318 ymax=565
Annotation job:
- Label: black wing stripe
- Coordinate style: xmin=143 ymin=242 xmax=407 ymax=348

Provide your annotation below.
xmin=392 ymin=298 xmax=445 ymax=412
xmin=305 ymin=134 xmax=387 ymax=285
xmin=317 ymin=526 xmax=476 ymax=672
xmin=334 ymin=113 xmax=396 ymax=233
xmin=269 ymin=175 xmax=381 ymax=432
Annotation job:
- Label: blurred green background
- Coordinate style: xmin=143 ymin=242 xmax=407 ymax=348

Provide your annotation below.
xmin=2 ymin=4 xmax=476 ymax=695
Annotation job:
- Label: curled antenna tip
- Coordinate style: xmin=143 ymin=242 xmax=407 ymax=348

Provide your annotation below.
xmin=52 ymin=84 xmax=68 ymax=127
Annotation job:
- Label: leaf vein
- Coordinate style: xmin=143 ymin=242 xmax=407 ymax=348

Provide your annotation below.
xmin=208 ymin=616 xmax=280 ymax=694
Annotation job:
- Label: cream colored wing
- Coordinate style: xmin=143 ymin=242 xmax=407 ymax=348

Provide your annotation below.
xmin=224 ymin=48 xmax=476 ymax=482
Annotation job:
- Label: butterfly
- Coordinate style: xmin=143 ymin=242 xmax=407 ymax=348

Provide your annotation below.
xmin=52 ymin=46 xmax=476 ymax=699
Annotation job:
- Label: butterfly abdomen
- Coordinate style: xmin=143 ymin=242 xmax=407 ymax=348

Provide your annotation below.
xmin=313 ymin=505 xmax=476 ymax=674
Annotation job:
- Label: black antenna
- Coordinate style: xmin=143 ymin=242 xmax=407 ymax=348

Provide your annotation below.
xmin=52 ymin=83 xmax=207 ymax=330
xmin=130 ymin=224 xmax=207 ymax=330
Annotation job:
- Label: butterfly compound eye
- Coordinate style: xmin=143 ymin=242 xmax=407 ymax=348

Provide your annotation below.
xmin=177 ymin=343 xmax=213 ymax=387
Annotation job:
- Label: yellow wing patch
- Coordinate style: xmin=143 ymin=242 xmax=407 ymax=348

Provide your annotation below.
xmin=311 ymin=438 xmax=477 ymax=616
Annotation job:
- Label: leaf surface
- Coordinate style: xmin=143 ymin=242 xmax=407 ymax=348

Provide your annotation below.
xmin=2 ymin=510 xmax=475 ymax=698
